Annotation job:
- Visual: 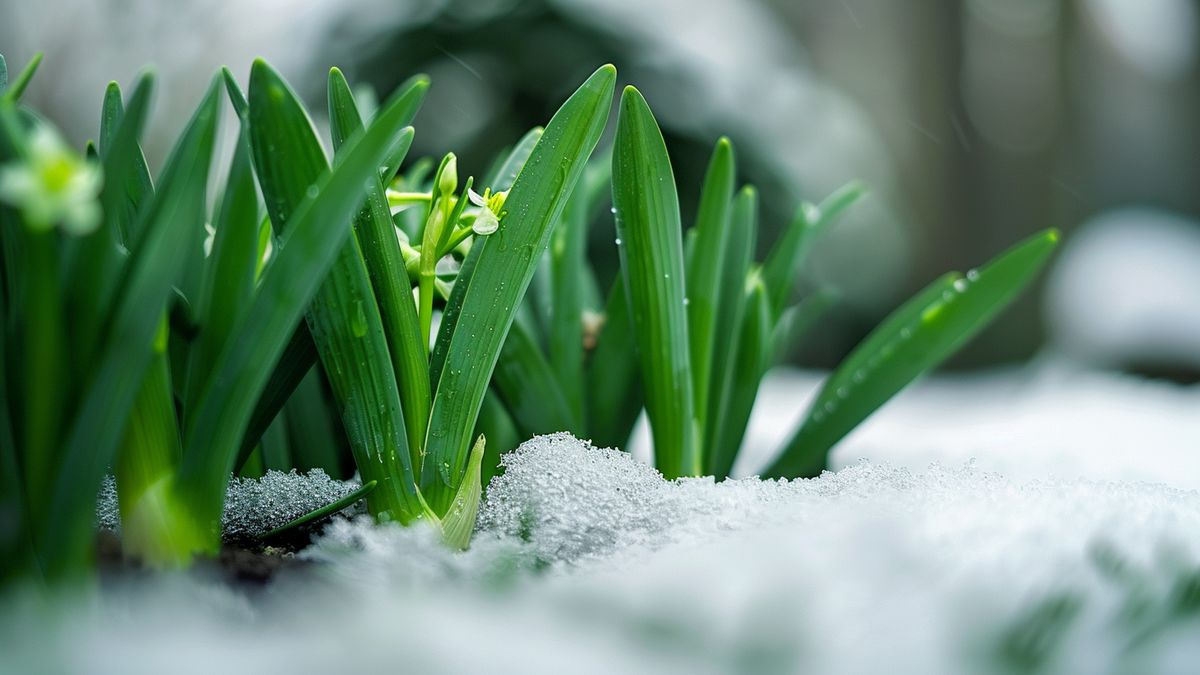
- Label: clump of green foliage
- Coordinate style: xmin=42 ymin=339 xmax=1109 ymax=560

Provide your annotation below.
xmin=0 ymin=50 xmax=1054 ymax=588
xmin=485 ymin=85 xmax=1058 ymax=481
xmin=0 ymin=51 xmax=613 ymax=582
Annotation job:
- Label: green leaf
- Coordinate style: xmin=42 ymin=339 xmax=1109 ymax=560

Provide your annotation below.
xmin=328 ymin=67 xmax=428 ymax=461
xmin=548 ymin=185 xmax=588 ymax=425
xmin=707 ymin=273 xmax=771 ymax=479
xmin=438 ymin=436 xmax=486 ymax=550
xmin=115 ymin=321 xmax=184 ymax=564
xmin=239 ymin=59 xmax=421 ymax=524
xmin=0 ymin=54 xmax=7 ymax=91
xmin=703 ymin=186 xmax=757 ymax=470
xmin=484 ymin=127 xmax=542 ymax=191
xmin=259 ymin=480 xmax=377 ymax=540
xmin=283 ymin=368 xmax=344 ymax=476
xmin=220 ymin=67 xmax=249 ymax=119
xmin=761 ymin=181 xmax=864 ymax=320
xmin=234 ymin=325 xmax=316 ymax=473
xmin=176 ymin=63 xmax=430 ymax=544
xmin=611 ymin=86 xmax=698 ymax=478
xmin=41 ymin=77 xmax=222 ymax=576
xmin=493 ymin=318 xmax=576 ymax=436
xmin=2 ymin=52 xmax=42 ymax=102
xmin=184 ymin=121 xmax=259 ymax=416
xmin=69 ymin=75 xmax=155 ymax=377
xmin=685 ymin=137 xmax=735 ymax=426
xmin=585 ymin=276 xmax=643 ymax=450
xmin=765 ymin=229 xmax=1060 ymax=478
xmin=422 ymin=64 xmax=616 ymax=512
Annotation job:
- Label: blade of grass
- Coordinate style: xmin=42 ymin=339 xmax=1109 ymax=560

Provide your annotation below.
xmin=2 ymin=52 xmax=42 ymax=102
xmin=493 ymin=318 xmax=577 ymax=436
xmin=69 ymin=75 xmax=154 ymax=378
xmin=183 ymin=121 xmax=259 ymax=417
xmin=284 ymin=369 xmax=345 ymax=477
xmin=765 ymin=229 xmax=1060 ymax=478
xmin=484 ymin=127 xmax=542 ymax=190
xmin=115 ymin=318 xmax=185 ymax=564
xmin=707 ymin=273 xmax=771 ymax=479
xmin=685 ymin=138 xmax=735 ymax=427
xmin=548 ymin=187 xmax=588 ymax=425
xmin=585 ymin=275 xmax=643 ymax=450
xmin=258 ymin=480 xmax=376 ymax=540
xmin=422 ymin=65 xmax=616 ymax=512
xmin=234 ymin=325 xmax=316 ymax=473
xmin=177 ymin=66 xmax=431 ymax=543
xmin=328 ymin=68 xmax=428 ymax=459
xmin=703 ymin=186 xmax=757 ymax=471
xmin=611 ymin=86 xmax=697 ymax=478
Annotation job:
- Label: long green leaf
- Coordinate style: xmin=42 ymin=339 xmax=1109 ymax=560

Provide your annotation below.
xmin=548 ymin=187 xmax=588 ymax=425
xmin=765 ymin=229 xmax=1059 ymax=478
xmin=69 ymin=75 xmax=154 ymax=378
xmin=258 ymin=480 xmax=376 ymax=540
xmin=422 ymin=64 xmax=616 ymax=512
xmin=703 ymin=186 xmax=757 ymax=469
xmin=41 ymin=78 xmax=221 ymax=576
xmin=611 ymin=86 xmax=697 ymax=478
xmin=115 ymin=319 xmax=183 ymax=560
xmin=585 ymin=276 xmax=643 ymax=450
xmin=493 ymin=318 xmax=576 ymax=436
xmin=685 ymin=137 xmax=735 ymax=424
xmin=184 ymin=121 xmax=259 ymax=416
xmin=234 ymin=325 xmax=316 ymax=472
xmin=176 ymin=64 xmax=430 ymax=544
xmin=284 ymin=368 xmax=345 ymax=477
xmin=328 ymin=68 xmax=428 ymax=460
xmin=484 ymin=127 xmax=542 ymax=191
xmin=2 ymin=52 xmax=42 ymax=102
xmin=707 ymin=274 xmax=771 ymax=479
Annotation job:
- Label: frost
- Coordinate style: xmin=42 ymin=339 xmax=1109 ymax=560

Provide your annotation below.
xmin=222 ymin=469 xmax=361 ymax=541
xmin=96 ymin=475 xmax=120 ymax=533
xmin=95 ymin=469 xmax=361 ymax=541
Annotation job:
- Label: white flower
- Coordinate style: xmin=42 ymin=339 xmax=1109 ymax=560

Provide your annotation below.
xmin=467 ymin=187 xmax=507 ymax=236
xmin=0 ymin=124 xmax=103 ymax=235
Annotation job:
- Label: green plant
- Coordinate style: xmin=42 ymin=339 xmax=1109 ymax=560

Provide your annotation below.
xmin=0 ymin=50 xmax=615 ymax=581
xmin=488 ymin=85 xmax=1058 ymax=481
xmin=0 ymin=46 xmax=1055 ymax=588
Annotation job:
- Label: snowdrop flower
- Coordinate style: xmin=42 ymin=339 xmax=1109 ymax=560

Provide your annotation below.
xmin=467 ymin=187 xmax=507 ymax=236
xmin=0 ymin=124 xmax=103 ymax=235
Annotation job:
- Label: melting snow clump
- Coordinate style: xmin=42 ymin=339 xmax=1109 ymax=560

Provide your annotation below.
xmin=94 ymin=469 xmax=361 ymax=541
xmin=222 ymin=469 xmax=360 ymax=540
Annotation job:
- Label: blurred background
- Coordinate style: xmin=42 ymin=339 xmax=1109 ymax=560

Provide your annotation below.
xmin=4 ymin=0 xmax=1198 ymax=378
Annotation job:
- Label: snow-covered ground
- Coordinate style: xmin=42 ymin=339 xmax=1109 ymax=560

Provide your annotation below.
xmin=4 ymin=366 xmax=1200 ymax=674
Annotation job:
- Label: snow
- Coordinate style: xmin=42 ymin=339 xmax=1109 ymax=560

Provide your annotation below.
xmin=731 ymin=364 xmax=1200 ymax=490
xmin=12 ymin=368 xmax=1200 ymax=674
xmin=95 ymin=469 xmax=361 ymax=541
